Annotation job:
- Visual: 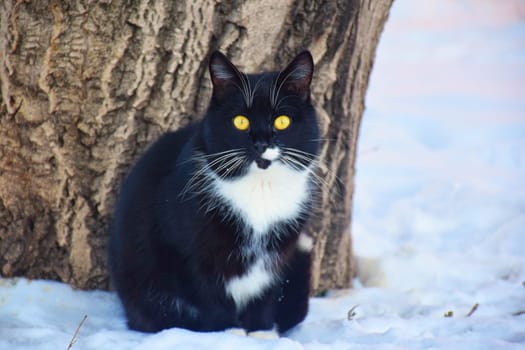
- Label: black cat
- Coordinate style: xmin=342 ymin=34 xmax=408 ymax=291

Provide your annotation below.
xmin=108 ymin=51 xmax=320 ymax=336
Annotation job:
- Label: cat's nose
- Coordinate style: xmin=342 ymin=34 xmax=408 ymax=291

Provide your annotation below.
xmin=253 ymin=140 xmax=268 ymax=154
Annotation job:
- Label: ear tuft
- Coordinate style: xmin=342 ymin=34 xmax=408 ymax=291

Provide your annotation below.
xmin=278 ymin=51 xmax=314 ymax=101
xmin=209 ymin=51 xmax=241 ymax=98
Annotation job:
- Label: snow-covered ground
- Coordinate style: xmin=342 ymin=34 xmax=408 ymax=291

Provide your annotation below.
xmin=1 ymin=1 xmax=524 ymax=349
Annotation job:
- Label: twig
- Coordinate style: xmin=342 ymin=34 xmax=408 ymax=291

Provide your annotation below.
xmin=9 ymin=98 xmax=23 ymax=117
xmin=66 ymin=315 xmax=88 ymax=350
xmin=466 ymin=303 xmax=479 ymax=317
xmin=347 ymin=305 xmax=359 ymax=320
xmin=512 ymin=310 xmax=525 ymax=317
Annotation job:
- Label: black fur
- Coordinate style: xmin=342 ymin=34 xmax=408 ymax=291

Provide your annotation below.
xmin=109 ymin=51 xmax=320 ymax=334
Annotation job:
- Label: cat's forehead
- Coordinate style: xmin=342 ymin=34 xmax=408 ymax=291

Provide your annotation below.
xmin=243 ymin=72 xmax=283 ymax=111
xmin=246 ymin=72 xmax=277 ymax=95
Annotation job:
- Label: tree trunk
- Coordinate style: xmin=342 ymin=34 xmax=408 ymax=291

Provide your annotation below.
xmin=0 ymin=0 xmax=392 ymax=293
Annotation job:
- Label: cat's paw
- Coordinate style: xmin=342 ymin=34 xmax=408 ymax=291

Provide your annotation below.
xmin=247 ymin=330 xmax=279 ymax=340
xmin=225 ymin=328 xmax=247 ymax=336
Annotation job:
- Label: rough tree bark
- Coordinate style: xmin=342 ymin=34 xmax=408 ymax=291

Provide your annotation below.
xmin=0 ymin=0 xmax=392 ymax=293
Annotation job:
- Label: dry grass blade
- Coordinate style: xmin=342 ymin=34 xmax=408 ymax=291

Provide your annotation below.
xmin=466 ymin=303 xmax=479 ymax=317
xmin=347 ymin=305 xmax=359 ymax=320
xmin=66 ymin=315 xmax=88 ymax=350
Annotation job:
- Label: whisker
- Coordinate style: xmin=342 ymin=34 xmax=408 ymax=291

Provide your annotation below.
xmin=190 ymin=152 xmax=242 ymax=181
xmin=240 ymin=72 xmax=252 ymax=108
xmin=230 ymin=82 xmax=249 ymax=107
xmin=223 ymin=157 xmax=247 ymax=179
xmin=224 ymin=61 xmax=252 ymax=108
xmin=279 ymin=156 xmax=303 ymax=172
xmin=250 ymin=77 xmax=264 ymax=107
xmin=309 ymin=138 xmax=338 ymax=142
xmin=199 ymin=148 xmax=245 ymax=158
xmin=280 ymin=151 xmax=335 ymax=197
xmin=177 ymin=148 xmax=244 ymax=166
xmin=281 ymin=147 xmax=317 ymax=161
xmin=282 ymin=147 xmax=344 ymax=192
xmin=281 ymin=146 xmax=319 ymax=157
xmin=179 ymin=150 xmax=245 ymax=199
xmin=214 ymin=156 xmax=245 ymax=179
xmin=279 ymin=155 xmax=328 ymax=201
xmin=274 ymin=95 xmax=295 ymax=111
xmin=271 ymin=65 xmax=304 ymax=109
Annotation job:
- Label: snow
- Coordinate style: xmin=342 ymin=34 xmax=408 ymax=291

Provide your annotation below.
xmin=1 ymin=0 xmax=524 ymax=349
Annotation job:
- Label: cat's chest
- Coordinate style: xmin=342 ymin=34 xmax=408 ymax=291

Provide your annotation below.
xmin=212 ymin=162 xmax=311 ymax=235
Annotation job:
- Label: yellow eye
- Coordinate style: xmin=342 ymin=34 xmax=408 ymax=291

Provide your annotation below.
xmin=233 ymin=115 xmax=250 ymax=131
xmin=274 ymin=115 xmax=291 ymax=131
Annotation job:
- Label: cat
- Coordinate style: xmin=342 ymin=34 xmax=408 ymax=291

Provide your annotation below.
xmin=108 ymin=50 xmax=321 ymax=336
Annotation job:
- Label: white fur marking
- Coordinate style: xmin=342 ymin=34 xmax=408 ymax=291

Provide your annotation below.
xmin=225 ymin=258 xmax=274 ymax=308
xmin=213 ymin=161 xmax=310 ymax=235
xmin=248 ymin=329 xmax=279 ymax=339
xmin=261 ymin=147 xmax=280 ymax=161
xmin=297 ymin=233 xmax=313 ymax=252
xmin=226 ymin=328 xmax=247 ymax=336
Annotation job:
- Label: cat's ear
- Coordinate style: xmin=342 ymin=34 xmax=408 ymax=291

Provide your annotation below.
xmin=209 ymin=51 xmax=242 ymax=100
xmin=278 ymin=51 xmax=314 ymax=101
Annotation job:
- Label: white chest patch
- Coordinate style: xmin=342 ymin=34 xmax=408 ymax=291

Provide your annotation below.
xmin=212 ymin=161 xmax=311 ymax=235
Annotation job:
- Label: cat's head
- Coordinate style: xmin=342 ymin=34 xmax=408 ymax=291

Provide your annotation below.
xmin=199 ymin=51 xmax=319 ymax=178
